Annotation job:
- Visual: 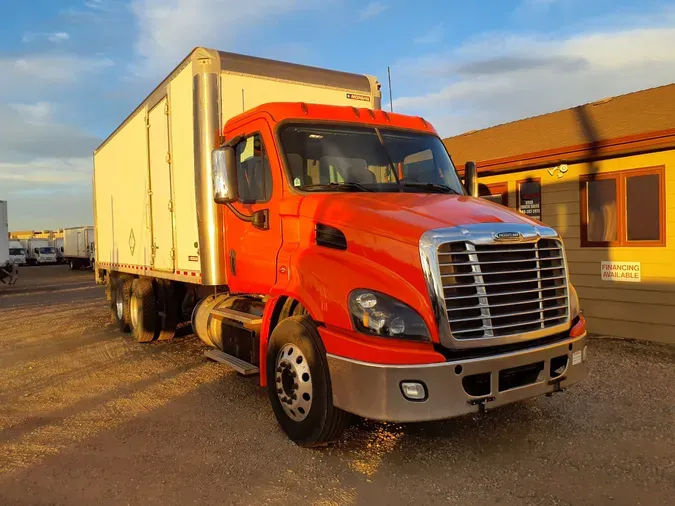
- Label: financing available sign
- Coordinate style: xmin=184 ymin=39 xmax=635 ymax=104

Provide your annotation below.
xmin=600 ymin=261 xmax=641 ymax=283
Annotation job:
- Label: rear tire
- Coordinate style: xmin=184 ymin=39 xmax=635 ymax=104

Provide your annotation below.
xmin=130 ymin=278 xmax=157 ymax=343
xmin=266 ymin=316 xmax=351 ymax=447
xmin=111 ymin=274 xmax=132 ymax=332
xmin=156 ymin=281 xmax=178 ymax=341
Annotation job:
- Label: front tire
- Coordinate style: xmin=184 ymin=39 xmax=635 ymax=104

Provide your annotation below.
xmin=266 ymin=316 xmax=351 ymax=447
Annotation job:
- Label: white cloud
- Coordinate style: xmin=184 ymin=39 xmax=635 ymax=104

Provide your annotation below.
xmin=393 ymin=21 xmax=675 ymax=136
xmin=8 ymin=102 xmax=55 ymax=123
xmin=49 ymin=32 xmax=70 ymax=43
xmin=414 ymin=24 xmax=443 ymax=45
xmin=85 ymin=0 xmax=112 ymax=10
xmin=0 ymin=158 xmax=92 ymax=184
xmin=0 ymin=54 xmax=113 ymax=88
xmin=22 ymin=32 xmax=71 ymax=44
xmin=359 ymin=1 xmax=388 ymax=22
xmin=0 ymin=102 xmax=97 ymax=228
xmin=130 ymin=0 xmax=318 ymax=78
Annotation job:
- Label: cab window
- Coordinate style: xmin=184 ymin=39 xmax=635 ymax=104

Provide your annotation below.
xmin=235 ymin=134 xmax=273 ymax=203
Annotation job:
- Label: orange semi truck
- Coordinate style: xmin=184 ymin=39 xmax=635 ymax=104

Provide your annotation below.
xmin=93 ymin=48 xmax=588 ymax=446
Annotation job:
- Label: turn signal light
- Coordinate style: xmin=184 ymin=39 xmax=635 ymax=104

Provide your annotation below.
xmin=570 ymin=315 xmax=586 ymax=338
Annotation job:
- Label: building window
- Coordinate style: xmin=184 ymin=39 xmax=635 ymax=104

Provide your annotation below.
xmin=579 ymin=166 xmax=665 ymax=247
xmin=479 ymin=182 xmax=509 ymax=206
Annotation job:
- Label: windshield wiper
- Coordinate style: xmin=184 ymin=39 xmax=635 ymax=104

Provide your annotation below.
xmin=302 ymin=182 xmax=375 ymax=192
xmin=401 ymin=182 xmax=460 ymax=194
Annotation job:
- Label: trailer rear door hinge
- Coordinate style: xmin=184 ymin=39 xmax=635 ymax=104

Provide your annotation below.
xmin=170 ymin=248 xmax=175 ymax=259
xmin=164 ymin=102 xmax=170 ymax=115
xmin=145 ymin=116 xmax=150 ymax=128
xmin=168 ymin=200 xmax=174 ymax=212
xmin=165 ymin=152 xmax=171 ymax=164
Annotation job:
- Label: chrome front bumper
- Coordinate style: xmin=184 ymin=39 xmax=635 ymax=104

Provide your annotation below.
xmin=327 ymin=334 xmax=588 ymax=422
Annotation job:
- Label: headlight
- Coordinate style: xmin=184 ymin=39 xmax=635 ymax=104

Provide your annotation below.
xmin=570 ymin=284 xmax=581 ymax=318
xmin=349 ymin=289 xmax=430 ymax=341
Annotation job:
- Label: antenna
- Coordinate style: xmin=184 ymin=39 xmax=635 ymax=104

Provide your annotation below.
xmin=387 ymin=66 xmax=393 ymax=112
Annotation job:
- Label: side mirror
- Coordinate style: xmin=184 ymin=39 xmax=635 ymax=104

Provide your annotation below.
xmin=464 ymin=161 xmax=478 ymax=197
xmin=212 ymin=148 xmax=238 ymax=204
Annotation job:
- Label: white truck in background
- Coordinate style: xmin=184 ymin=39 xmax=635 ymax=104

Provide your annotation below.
xmin=9 ymin=240 xmax=26 ymax=265
xmin=53 ymin=237 xmax=65 ymax=263
xmin=63 ymin=226 xmax=95 ymax=270
xmin=23 ymin=238 xmax=58 ymax=265
xmin=1 ymin=200 xmax=19 ymax=285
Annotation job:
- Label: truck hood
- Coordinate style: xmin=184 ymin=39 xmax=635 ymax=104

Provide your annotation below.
xmin=299 ymin=193 xmax=541 ymax=245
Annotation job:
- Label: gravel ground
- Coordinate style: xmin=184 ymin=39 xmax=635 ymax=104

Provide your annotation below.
xmin=0 ymin=265 xmax=673 ymax=506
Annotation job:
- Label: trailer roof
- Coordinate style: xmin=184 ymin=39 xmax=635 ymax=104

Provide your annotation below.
xmin=95 ymin=47 xmax=375 ymax=154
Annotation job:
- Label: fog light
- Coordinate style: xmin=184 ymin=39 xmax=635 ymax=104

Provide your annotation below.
xmin=400 ymin=381 xmax=426 ymax=401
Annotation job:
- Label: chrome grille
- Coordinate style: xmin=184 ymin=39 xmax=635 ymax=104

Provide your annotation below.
xmin=439 ymin=239 xmax=569 ymax=339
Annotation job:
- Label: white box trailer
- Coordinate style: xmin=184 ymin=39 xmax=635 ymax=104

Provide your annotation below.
xmin=63 ymin=226 xmax=95 ymax=269
xmin=93 ymin=47 xmax=380 ymax=284
xmin=1 ymin=201 xmax=19 ymax=285
xmin=53 ymin=237 xmax=64 ymax=263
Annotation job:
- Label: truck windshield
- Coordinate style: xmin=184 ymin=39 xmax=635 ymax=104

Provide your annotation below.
xmin=279 ymin=124 xmax=465 ymax=194
xmin=38 ymin=247 xmax=56 ymax=254
xmin=9 ymin=248 xmax=24 ymax=255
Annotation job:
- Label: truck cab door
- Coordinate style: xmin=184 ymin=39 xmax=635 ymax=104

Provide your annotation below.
xmin=224 ymin=120 xmax=283 ymax=294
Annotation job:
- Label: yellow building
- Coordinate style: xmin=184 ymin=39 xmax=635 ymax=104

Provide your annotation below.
xmin=10 ymin=229 xmax=64 ymax=240
xmin=444 ymin=84 xmax=675 ymax=344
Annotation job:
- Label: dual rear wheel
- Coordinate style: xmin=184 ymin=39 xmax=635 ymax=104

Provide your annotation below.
xmin=110 ymin=275 xmax=177 ymax=342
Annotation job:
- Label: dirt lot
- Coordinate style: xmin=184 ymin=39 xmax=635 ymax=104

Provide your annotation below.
xmin=0 ymin=266 xmax=673 ymax=506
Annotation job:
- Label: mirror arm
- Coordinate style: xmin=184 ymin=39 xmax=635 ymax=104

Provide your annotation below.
xmin=226 ymin=202 xmax=254 ymax=223
xmin=225 ymin=203 xmax=269 ymax=230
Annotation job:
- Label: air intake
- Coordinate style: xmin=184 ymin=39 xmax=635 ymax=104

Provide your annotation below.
xmin=315 ymin=224 xmax=347 ymax=251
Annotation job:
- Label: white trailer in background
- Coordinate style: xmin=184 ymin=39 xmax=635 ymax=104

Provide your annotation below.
xmin=23 ymin=238 xmax=57 ymax=265
xmin=63 ymin=226 xmax=95 ymax=270
xmin=9 ymin=240 xmax=26 ymax=265
xmin=53 ymin=237 xmax=65 ymax=263
xmin=0 ymin=200 xmax=19 ymax=285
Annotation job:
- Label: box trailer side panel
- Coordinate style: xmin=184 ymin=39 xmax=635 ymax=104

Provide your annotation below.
xmin=147 ymin=97 xmax=174 ymax=272
xmin=85 ymin=227 xmax=95 ymax=254
xmin=169 ymin=61 xmax=200 ymax=274
xmin=0 ymin=201 xmax=9 ymax=266
xmin=94 ymin=108 xmax=153 ymax=270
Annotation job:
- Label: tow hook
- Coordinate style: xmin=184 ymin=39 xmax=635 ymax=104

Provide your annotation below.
xmin=546 ymin=375 xmax=567 ymax=395
xmin=469 ymin=396 xmax=495 ymax=414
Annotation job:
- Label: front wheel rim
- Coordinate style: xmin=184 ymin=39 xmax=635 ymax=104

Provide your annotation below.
xmin=275 ymin=343 xmax=313 ymax=422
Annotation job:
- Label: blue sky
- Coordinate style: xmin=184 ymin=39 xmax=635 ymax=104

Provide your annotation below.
xmin=1 ymin=0 xmax=674 ymax=229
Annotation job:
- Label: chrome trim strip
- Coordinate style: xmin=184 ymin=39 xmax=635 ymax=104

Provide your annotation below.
xmin=193 ymin=72 xmax=227 ymax=286
xmin=419 ymin=223 xmax=571 ymax=350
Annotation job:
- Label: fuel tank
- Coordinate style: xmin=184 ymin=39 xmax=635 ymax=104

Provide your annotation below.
xmin=191 ymin=294 xmax=265 ymax=365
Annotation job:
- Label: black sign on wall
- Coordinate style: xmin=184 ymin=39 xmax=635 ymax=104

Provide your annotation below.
xmin=517 ymin=178 xmax=542 ymax=221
